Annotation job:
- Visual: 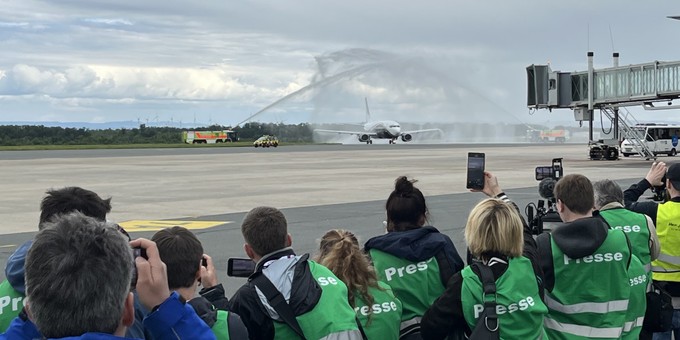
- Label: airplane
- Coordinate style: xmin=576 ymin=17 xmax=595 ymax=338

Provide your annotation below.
xmin=313 ymin=98 xmax=442 ymax=144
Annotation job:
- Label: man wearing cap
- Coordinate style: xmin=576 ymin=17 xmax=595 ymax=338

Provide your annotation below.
xmin=625 ymin=161 xmax=680 ymax=339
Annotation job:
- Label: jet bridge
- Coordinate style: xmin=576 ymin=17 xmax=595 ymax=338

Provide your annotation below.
xmin=527 ymin=52 xmax=680 ymax=160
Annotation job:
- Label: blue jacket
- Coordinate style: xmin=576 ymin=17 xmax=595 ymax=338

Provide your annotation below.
xmin=0 ymin=292 xmax=216 ymax=340
xmin=5 ymin=240 xmax=31 ymax=295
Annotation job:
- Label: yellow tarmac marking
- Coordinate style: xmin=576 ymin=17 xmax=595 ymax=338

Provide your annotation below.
xmin=118 ymin=220 xmax=231 ymax=232
xmin=0 ymin=245 xmax=16 ymax=248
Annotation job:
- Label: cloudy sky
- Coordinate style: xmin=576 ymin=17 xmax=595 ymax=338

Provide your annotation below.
xmin=1 ymin=1 xmax=679 ymax=127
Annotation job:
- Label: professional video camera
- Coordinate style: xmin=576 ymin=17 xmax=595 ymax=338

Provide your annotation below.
xmin=526 ymin=158 xmax=564 ymax=234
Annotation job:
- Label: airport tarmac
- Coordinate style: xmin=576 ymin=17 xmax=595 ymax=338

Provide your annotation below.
xmin=0 ymin=143 xmax=663 ymax=295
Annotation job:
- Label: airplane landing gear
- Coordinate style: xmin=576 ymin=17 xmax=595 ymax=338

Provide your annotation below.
xmin=366 ymin=140 xmax=373 ymax=144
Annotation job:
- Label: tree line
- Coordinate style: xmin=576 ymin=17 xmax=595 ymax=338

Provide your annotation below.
xmin=0 ymin=122 xmax=594 ymax=146
xmin=0 ymin=123 xmax=315 ymax=146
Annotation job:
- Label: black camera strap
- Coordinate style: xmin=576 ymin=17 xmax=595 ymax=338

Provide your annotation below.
xmin=252 ymin=273 xmax=307 ymax=339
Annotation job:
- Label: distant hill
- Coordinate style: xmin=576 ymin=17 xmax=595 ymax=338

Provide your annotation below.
xmin=0 ymin=121 xmax=209 ymax=130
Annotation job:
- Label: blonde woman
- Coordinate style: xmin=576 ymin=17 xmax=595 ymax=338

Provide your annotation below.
xmin=421 ymin=172 xmax=548 ymax=339
xmin=316 ymin=229 xmax=403 ymax=340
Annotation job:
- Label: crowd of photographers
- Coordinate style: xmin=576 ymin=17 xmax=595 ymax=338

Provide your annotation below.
xmin=1 ymin=161 xmax=680 ymax=339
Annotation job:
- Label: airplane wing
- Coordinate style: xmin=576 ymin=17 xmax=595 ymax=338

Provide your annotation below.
xmin=402 ymin=128 xmax=443 ymax=135
xmin=313 ymin=129 xmax=376 ymax=137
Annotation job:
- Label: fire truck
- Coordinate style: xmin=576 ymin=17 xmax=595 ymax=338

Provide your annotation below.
xmin=183 ymin=130 xmax=238 ymax=144
xmin=527 ymin=129 xmax=569 ymax=143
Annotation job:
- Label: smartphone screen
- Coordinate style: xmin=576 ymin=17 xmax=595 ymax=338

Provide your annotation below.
xmin=466 ymin=152 xmax=485 ymax=190
xmin=227 ymin=258 xmax=256 ymax=277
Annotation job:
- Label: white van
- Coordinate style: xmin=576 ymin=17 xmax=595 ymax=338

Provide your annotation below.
xmin=621 ymin=124 xmax=680 ymax=157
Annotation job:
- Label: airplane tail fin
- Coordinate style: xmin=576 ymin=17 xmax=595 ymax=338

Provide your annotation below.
xmin=364 ymin=97 xmax=371 ymax=123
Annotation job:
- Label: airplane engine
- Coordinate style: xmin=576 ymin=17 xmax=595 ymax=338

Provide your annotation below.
xmin=358 ymin=134 xmax=370 ymax=142
xmin=401 ymin=134 xmax=412 ymax=142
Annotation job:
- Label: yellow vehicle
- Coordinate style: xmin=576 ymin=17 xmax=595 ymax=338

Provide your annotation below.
xmin=253 ymin=135 xmax=279 ymax=148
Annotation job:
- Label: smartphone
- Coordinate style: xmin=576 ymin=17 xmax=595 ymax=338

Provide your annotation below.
xmin=227 ymin=258 xmax=256 ymax=278
xmin=466 ymin=152 xmax=485 ymax=190
xmin=130 ymin=247 xmax=148 ymax=289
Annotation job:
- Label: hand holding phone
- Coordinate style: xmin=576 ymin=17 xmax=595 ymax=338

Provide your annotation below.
xmin=227 ymin=258 xmax=256 ymax=278
xmin=466 ymin=152 xmax=485 ymax=190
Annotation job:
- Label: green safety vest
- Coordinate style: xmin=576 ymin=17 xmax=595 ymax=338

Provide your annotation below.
xmin=354 ymin=281 xmax=402 ymax=340
xmin=544 ymin=229 xmax=631 ymax=340
xmin=211 ymin=310 xmax=230 ymax=340
xmin=273 ymin=260 xmax=360 ymax=339
xmin=369 ymin=249 xmax=444 ymax=323
xmin=461 ymin=257 xmax=548 ymax=340
xmin=652 ymin=201 xmax=680 ymax=282
xmin=621 ymin=254 xmax=647 ymax=340
xmin=0 ymin=279 xmax=25 ymax=332
xmin=599 ymin=208 xmax=652 ymax=268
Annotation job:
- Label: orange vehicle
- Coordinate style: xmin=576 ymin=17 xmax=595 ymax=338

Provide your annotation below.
xmin=183 ymin=130 xmax=238 ymax=144
xmin=539 ymin=129 xmax=569 ymax=143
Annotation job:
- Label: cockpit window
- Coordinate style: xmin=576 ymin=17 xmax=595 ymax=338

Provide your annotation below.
xmin=389 ymin=125 xmax=400 ymax=128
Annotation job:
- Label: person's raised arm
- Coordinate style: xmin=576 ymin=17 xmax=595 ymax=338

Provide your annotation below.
xmin=624 ymin=161 xmax=665 ymax=221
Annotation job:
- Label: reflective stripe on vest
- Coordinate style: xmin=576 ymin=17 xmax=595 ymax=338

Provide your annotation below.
xmin=544 ymin=295 xmax=628 ymax=314
xmin=544 ymin=317 xmax=623 ymax=338
xmin=622 ymin=316 xmax=645 ymax=332
xmin=652 ymin=201 xmax=680 ymax=281
xmin=657 ymin=253 xmax=680 ymax=265
xmin=400 ymin=316 xmax=421 ymax=330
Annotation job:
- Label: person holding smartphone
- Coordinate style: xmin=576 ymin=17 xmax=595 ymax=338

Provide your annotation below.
xmin=421 ymin=172 xmax=548 ymax=339
xmin=364 ymin=176 xmax=465 ymax=339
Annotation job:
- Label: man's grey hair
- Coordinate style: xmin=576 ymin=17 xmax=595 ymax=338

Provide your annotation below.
xmin=593 ymin=179 xmax=624 ymax=209
xmin=26 ymin=212 xmax=133 ymax=338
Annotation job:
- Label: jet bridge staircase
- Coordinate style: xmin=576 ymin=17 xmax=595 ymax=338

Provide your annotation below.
xmin=600 ymin=106 xmax=655 ymax=160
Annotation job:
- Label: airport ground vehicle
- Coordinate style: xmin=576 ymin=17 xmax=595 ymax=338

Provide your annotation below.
xmin=589 ymin=139 xmax=620 ymax=160
xmin=527 ymin=129 xmax=569 ymax=143
xmin=253 ymin=135 xmax=279 ymax=148
xmin=183 ymin=130 xmax=238 ymax=144
xmin=620 ymin=124 xmax=680 ymax=157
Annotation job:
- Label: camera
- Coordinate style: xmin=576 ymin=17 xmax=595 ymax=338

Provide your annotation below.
xmin=526 ymin=158 xmax=564 ymax=234
xmin=650 ymin=175 xmax=668 ymax=202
